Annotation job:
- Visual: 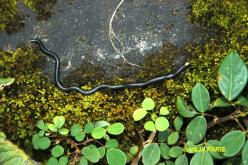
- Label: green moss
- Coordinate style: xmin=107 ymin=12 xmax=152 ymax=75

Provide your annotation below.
xmin=0 ymin=0 xmax=18 ymax=32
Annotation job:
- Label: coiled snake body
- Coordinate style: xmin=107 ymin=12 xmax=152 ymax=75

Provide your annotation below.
xmin=30 ymin=38 xmax=190 ymax=95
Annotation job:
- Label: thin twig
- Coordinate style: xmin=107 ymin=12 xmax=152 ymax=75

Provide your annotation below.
xmin=108 ymin=0 xmax=141 ymax=68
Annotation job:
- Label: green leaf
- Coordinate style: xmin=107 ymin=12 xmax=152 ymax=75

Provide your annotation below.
xmin=176 ymin=96 xmax=196 ymax=118
xmin=144 ymin=121 xmax=155 ymax=131
xmin=75 ymin=132 xmax=85 ymax=142
xmin=52 ymin=145 xmax=64 ymax=158
xmin=218 ymin=51 xmax=248 ymax=101
xmin=191 ymin=83 xmax=210 ymax=112
xmin=220 ymin=130 xmax=245 ymax=157
xmin=0 ymin=77 xmax=15 ymax=91
xmin=38 ymin=137 xmax=50 ymax=150
xmin=155 ymin=117 xmax=169 ymax=131
xmin=53 ymin=116 xmax=65 ymax=129
xmin=82 ymin=146 xmax=100 ymax=163
xmin=47 ymin=157 xmax=59 ymax=165
xmin=80 ymin=157 xmax=88 ymax=165
xmin=184 ymin=141 xmax=196 ymax=154
xmin=48 ymin=124 xmax=58 ymax=132
xmin=107 ymin=149 xmax=126 ymax=165
xmin=160 ymin=143 xmax=170 ymax=159
xmin=59 ymin=128 xmax=69 ymax=136
xmin=37 ymin=120 xmax=45 ymax=130
xmin=242 ymin=140 xmax=248 ymax=165
xmin=168 ymin=146 xmax=183 ymax=158
xmin=38 ymin=130 xmax=45 ymax=137
xmin=158 ymin=131 xmax=169 ymax=143
xmin=133 ymin=108 xmax=147 ymax=121
xmin=94 ymin=120 xmax=110 ymax=128
xmin=70 ymin=124 xmax=82 ymax=137
xmin=206 ymin=140 xmax=225 ymax=159
xmin=84 ymin=122 xmax=94 ymax=133
xmin=91 ymin=127 xmax=106 ymax=139
xmin=190 ymin=152 xmax=213 ymax=165
xmin=173 ymin=116 xmax=183 ymax=131
xmin=0 ymin=134 xmax=36 ymax=164
xmin=142 ymin=98 xmax=155 ymax=110
xmin=129 ymin=146 xmax=138 ymax=155
xmin=213 ymin=97 xmax=230 ymax=107
xmin=186 ymin=116 xmax=207 ymax=144
xmin=175 ymin=155 xmax=188 ymax=165
xmin=106 ymin=139 xmax=119 ymax=149
xmin=59 ymin=156 xmax=68 ymax=165
xmin=236 ymin=96 xmax=248 ymax=108
xmin=142 ymin=143 xmax=160 ymax=165
xmin=0 ymin=132 xmax=6 ymax=142
xmin=107 ymin=123 xmax=124 ymax=135
xmin=98 ymin=147 xmax=106 ymax=159
xmin=167 ymin=132 xmax=179 ymax=145
xmin=160 ymin=106 xmax=169 ymax=115
xmin=32 ymin=134 xmax=40 ymax=150
xmin=165 ymin=161 xmax=174 ymax=165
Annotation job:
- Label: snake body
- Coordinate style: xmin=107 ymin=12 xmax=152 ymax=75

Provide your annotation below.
xmin=30 ymin=38 xmax=190 ymax=95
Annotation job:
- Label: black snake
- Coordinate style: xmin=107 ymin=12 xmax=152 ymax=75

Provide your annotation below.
xmin=30 ymin=38 xmax=190 ymax=95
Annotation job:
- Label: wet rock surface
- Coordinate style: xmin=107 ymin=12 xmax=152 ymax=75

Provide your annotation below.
xmin=0 ymin=0 xmax=202 ymax=86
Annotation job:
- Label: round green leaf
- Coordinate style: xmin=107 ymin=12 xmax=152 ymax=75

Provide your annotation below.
xmin=59 ymin=156 xmax=68 ymax=165
xmin=176 ymin=96 xmax=196 ymax=118
xmin=52 ymin=145 xmax=64 ymax=157
xmin=94 ymin=120 xmax=110 ymax=128
xmin=38 ymin=137 xmax=51 ymax=150
xmin=59 ymin=128 xmax=69 ymax=136
xmin=220 ymin=130 xmax=245 ymax=157
xmin=107 ymin=123 xmax=124 ymax=135
xmin=75 ymin=132 xmax=85 ymax=142
xmin=142 ymin=143 xmax=160 ymax=165
xmin=167 ymin=132 xmax=179 ymax=145
xmin=142 ymin=98 xmax=155 ymax=110
xmin=186 ymin=116 xmax=207 ymax=144
xmin=173 ymin=116 xmax=183 ymax=131
xmin=48 ymin=124 xmax=58 ymax=132
xmin=98 ymin=147 xmax=106 ymax=159
xmin=160 ymin=106 xmax=169 ymax=115
xmin=206 ymin=140 xmax=225 ymax=159
xmin=32 ymin=134 xmax=40 ymax=149
xmin=165 ymin=161 xmax=174 ymax=165
xmin=242 ymin=140 xmax=248 ymax=165
xmin=38 ymin=130 xmax=45 ymax=137
xmin=84 ymin=122 xmax=94 ymax=133
xmin=53 ymin=116 xmax=65 ymax=129
xmin=82 ymin=147 xmax=100 ymax=163
xmin=106 ymin=139 xmax=119 ymax=148
xmin=144 ymin=121 xmax=155 ymax=131
xmin=37 ymin=120 xmax=45 ymax=130
xmin=107 ymin=149 xmax=126 ymax=165
xmin=175 ymin=155 xmax=188 ymax=165
xmin=191 ymin=83 xmax=210 ymax=112
xmin=129 ymin=146 xmax=138 ymax=155
xmin=91 ymin=127 xmax=106 ymax=139
xmin=133 ymin=108 xmax=147 ymax=121
xmin=190 ymin=152 xmax=213 ymax=165
xmin=168 ymin=146 xmax=183 ymax=158
xmin=80 ymin=157 xmax=88 ymax=165
xmin=218 ymin=51 xmax=248 ymax=101
xmin=47 ymin=157 xmax=59 ymax=165
xmin=160 ymin=143 xmax=170 ymax=159
xmin=237 ymin=96 xmax=248 ymax=108
xmin=70 ymin=124 xmax=82 ymax=137
xmin=155 ymin=117 xmax=169 ymax=131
